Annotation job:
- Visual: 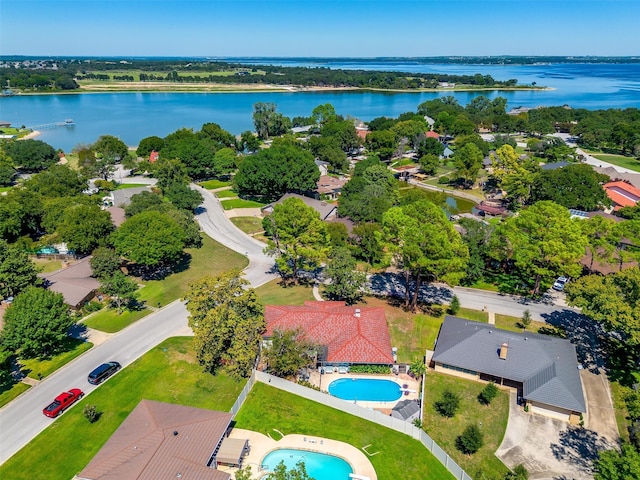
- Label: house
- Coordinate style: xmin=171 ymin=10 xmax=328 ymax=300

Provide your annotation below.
xmin=315 ymin=175 xmax=348 ymax=200
xmin=77 ymin=400 xmax=248 ymax=480
xmin=540 ymin=161 xmax=571 ymax=171
xmin=603 ymin=181 xmax=640 ymax=211
xmin=594 ymin=167 xmax=640 ymax=190
xmin=425 ymin=131 xmax=440 ymax=140
xmin=261 ymin=193 xmax=337 ymax=221
xmin=40 ymin=256 xmax=100 ymax=309
xmin=432 ymin=316 xmax=585 ymax=423
xmin=424 ymin=116 xmax=435 ymax=128
xmin=106 ymin=206 xmax=126 ymax=227
xmin=103 ymin=186 xmax=152 ymax=208
xmin=441 ymin=146 xmax=454 ymax=159
xmin=315 ymin=159 xmax=329 ymax=176
xmin=149 ymin=150 xmax=159 ymax=163
xmin=264 ymin=301 xmax=394 ymax=366
xmin=391 ymin=399 xmax=421 ymax=423
xmin=356 ymin=127 xmax=369 ymax=141
xmin=0 ymin=121 xmax=11 ymax=128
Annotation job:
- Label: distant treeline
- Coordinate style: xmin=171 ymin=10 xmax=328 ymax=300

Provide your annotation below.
xmin=1 ymin=58 xmax=519 ymax=92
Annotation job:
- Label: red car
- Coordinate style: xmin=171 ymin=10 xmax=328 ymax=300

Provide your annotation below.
xmin=42 ymin=389 xmax=84 ymax=418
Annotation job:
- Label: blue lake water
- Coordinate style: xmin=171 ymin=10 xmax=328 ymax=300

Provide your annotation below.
xmin=328 ymin=378 xmax=403 ymax=402
xmin=261 ymin=448 xmax=353 ymax=480
xmin=1 ymin=62 xmax=639 ymax=151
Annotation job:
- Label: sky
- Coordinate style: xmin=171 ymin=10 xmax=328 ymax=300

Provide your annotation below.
xmin=1 ymin=0 xmax=638 ymax=57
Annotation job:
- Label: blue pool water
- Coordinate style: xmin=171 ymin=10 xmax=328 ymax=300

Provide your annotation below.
xmin=328 ymin=378 xmax=403 ymax=402
xmin=261 ymin=448 xmax=352 ymax=480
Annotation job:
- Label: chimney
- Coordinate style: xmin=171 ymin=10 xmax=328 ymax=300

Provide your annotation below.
xmin=354 ymin=308 xmax=361 ymax=318
xmin=499 ymin=342 xmax=508 ymax=360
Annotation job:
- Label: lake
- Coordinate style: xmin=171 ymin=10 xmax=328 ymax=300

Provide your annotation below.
xmin=1 ymin=61 xmax=639 ymax=151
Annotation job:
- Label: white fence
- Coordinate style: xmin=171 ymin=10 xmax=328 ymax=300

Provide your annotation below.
xmin=234 ymin=370 xmax=472 ymax=480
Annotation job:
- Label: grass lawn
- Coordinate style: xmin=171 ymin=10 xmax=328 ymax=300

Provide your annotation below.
xmin=221 ymin=198 xmax=266 ymax=210
xmin=137 ymin=235 xmax=247 ymax=307
xmin=62 ymin=152 xmax=79 ymax=169
xmin=114 ymin=183 xmax=149 ymax=190
xmin=198 ymin=179 xmax=231 ymax=189
xmin=32 ymin=257 xmax=62 ymax=273
xmin=588 ymin=153 xmax=640 ymax=173
xmin=422 ymin=372 xmax=510 ymax=479
xmin=609 ymin=381 xmax=631 ymax=443
xmin=82 ymin=308 xmax=152 ymax=333
xmin=467 ymin=280 xmax=500 ymax=292
xmin=0 ymin=186 xmax=13 ymax=193
xmin=255 ymin=279 xmax=316 ymax=306
xmin=457 ymin=307 xmax=489 ymax=323
xmin=0 ymin=337 xmax=245 ymax=480
xmin=494 ymin=314 xmax=547 ymax=334
xmin=0 ymin=383 xmax=30 ymax=408
xmin=21 ymin=338 xmax=93 ymax=380
xmin=215 ymin=189 xmax=238 ymax=199
xmin=230 ymin=216 xmax=264 ymax=235
xmin=234 ymin=382 xmax=455 ymax=480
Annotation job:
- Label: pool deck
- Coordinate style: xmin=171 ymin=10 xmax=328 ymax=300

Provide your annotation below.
xmin=219 ymin=429 xmax=378 ymax=480
xmin=310 ymin=372 xmax=420 ymax=410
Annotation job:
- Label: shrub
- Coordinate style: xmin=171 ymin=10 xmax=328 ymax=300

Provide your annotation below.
xmin=518 ymin=309 xmax=532 ymax=330
xmin=537 ymin=325 xmax=566 ymax=338
xmin=434 ymin=390 xmax=461 ymax=418
xmin=437 ymin=176 xmax=450 ymax=185
xmin=410 ymin=357 xmax=426 ymax=377
xmin=456 ymin=423 xmax=484 ymax=454
xmin=504 ymin=464 xmax=529 ymax=480
xmin=478 ymin=382 xmax=498 ymax=405
xmin=83 ymin=404 xmax=102 ymax=423
xmin=347 ymin=365 xmax=390 ymax=374
xmin=447 ymin=295 xmax=460 ymax=315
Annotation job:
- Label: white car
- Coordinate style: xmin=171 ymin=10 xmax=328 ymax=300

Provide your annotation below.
xmin=552 ymin=276 xmax=569 ymax=291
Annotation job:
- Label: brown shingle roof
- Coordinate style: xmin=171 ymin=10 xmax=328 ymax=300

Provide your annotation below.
xmin=78 ymin=400 xmax=232 ymax=480
xmin=264 ymin=301 xmax=393 ymax=364
xmin=40 ymin=256 xmax=100 ymax=308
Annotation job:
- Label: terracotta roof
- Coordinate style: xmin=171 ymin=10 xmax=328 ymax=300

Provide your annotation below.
xmin=264 ymin=301 xmax=393 ymax=364
xmin=425 ymin=131 xmax=440 ymax=139
xmin=40 ymin=256 xmax=100 ymax=308
xmin=604 ymin=181 xmax=640 ymax=209
xmin=316 ymin=175 xmax=347 ymax=195
xmin=78 ymin=400 xmax=232 ymax=480
xmin=356 ymin=129 xmax=369 ymax=140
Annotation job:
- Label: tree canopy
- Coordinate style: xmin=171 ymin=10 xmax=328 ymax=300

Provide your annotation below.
xmin=531 ymin=164 xmax=611 ymax=211
xmin=5 ymin=139 xmax=58 ymax=173
xmin=263 ymin=328 xmax=317 ymax=378
xmin=57 ymin=203 xmax=114 ymax=254
xmin=0 ymin=240 xmax=39 ymax=300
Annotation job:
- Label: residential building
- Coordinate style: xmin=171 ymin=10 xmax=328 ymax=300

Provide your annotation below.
xmin=603 ymin=181 xmax=640 ymax=211
xmin=103 ymin=186 xmax=152 ymax=208
xmin=391 ymin=399 xmax=421 ymax=423
xmin=40 ymin=256 xmax=99 ymax=309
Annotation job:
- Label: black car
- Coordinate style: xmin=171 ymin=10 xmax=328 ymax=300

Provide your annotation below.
xmin=88 ymin=361 xmax=121 ymax=385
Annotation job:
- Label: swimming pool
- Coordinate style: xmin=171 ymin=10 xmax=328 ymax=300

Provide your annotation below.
xmin=328 ymin=378 xmax=403 ymax=402
xmin=261 ymin=448 xmax=352 ymax=480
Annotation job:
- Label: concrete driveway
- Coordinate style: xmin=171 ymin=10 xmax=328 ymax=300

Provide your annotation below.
xmin=496 ymin=392 xmax=616 ymax=480
xmin=581 ymin=370 xmax=619 ymax=444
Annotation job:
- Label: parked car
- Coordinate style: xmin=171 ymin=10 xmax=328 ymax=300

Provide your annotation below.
xmin=43 ymin=389 xmax=84 ymax=418
xmin=552 ymin=276 xmax=569 ymax=291
xmin=87 ymin=361 xmax=121 ymax=385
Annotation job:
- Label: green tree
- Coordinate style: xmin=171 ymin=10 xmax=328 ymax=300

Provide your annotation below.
xmin=165 ymin=208 xmax=203 ymax=248
xmin=90 ymin=247 xmax=121 ymax=280
xmin=253 ymin=102 xmax=291 ymax=139
xmin=240 ymin=130 xmax=261 ymax=153
xmin=410 ymin=357 xmax=426 ymax=377
xmin=520 ymin=309 xmax=532 ymax=330
xmin=419 ymin=154 xmax=441 ymax=176
xmin=0 ymin=188 xmax=44 ymax=242
xmin=339 ymin=162 xmax=398 ymax=223
xmin=320 ymin=119 xmax=360 ymax=153
xmin=478 ymin=382 xmax=499 ymax=405
xmin=453 ymin=142 xmax=483 ymax=188
xmin=324 ymin=247 xmax=367 ymax=305
xmin=111 ymin=211 xmax=185 ymax=267
xmin=234 ymin=466 xmax=253 ymax=480
xmin=163 ymin=182 xmax=203 ymax=212
xmin=531 ymin=164 xmax=611 ymax=211
xmin=57 ymin=204 xmax=114 ymax=254
xmin=152 ymin=157 xmax=191 ymax=191
xmin=594 ymin=444 xmax=640 ymax=480
xmin=0 ymin=240 xmax=39 ymax=300
xmin=497 ymin=201 xmax=587 ymax=294
xmin=581 ymin=215 xmax=620 ymax=273
xmin=265 ymin=461 xmax=313 ymax=480
xmin=365 ymin=130 xmax=397 ymax=160
xmin=93 ymin=134 xmax=128 ymax=163
xmin=447 ymin=294 xmax=460 ymax=315
xmin=351 ymin=222 xmax=383 ymax=265
xmin=125 ymin=191 xmax=165 ymax=218
xmin=308 ymin=136 xmax=348 ymax=172
xmin=212 ymin=147 xmax=238 ymax=176
xmin=416 ymin=137 xmax=445 ymax=158
xmin=100 ymin=271 xmax=138 ymax=313
xmin=0 ymin=151 xmax=16 ymax=186
xmin=263 ymin=197 xmax=328 ymax=283
xmin=311 ymin=103 xmax=338 ymax=125
xmin=434 ymin=390 xmax=461 ymax=417
xmin=263 ymin=328 xmax=317 ymax=378
xmin=1 ymin=286 xmax=74 ymax=358
xmin=25 ymin=165 xmax=87 ymax=198
xmin=136 ymin=135 xmax=165 ymax=158
xmin=185 ymin=272 xmax=264 ymax=378
xmin=504 ymin=464 xmax=529 ymax=480
xmin=161 ymin=128 xmax=216 ymax=180
xmin=326 ymin=221 xmax=348 ymax=248
xmin=5 ymin=139 xmax=57 ymax=172
xmin=456 ymin=424 xmax=484 ymax=454
xmin=490 ymin=145 xmax=537 ymax=208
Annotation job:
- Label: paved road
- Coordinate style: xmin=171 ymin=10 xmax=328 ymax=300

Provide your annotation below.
xmin=0 ymin=301 xmax=189 ymax=465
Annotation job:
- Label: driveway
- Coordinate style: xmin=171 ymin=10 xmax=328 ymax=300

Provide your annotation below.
xmin=496 ymin=391 xmax=616 ymax=480
xmin=581 ymin=370 xmax=619 ymax=444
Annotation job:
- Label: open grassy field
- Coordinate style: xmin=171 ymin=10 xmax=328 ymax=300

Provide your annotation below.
xmin=82 ymin=308 xmax=152 ymax=333
xmin=21 ymin=338 xmax=93 ymax=380
xmin=31 ymin=257 xmax=62 ymax=273
xmin=234 ymin=382 xmax=455 ymax=480
xmin=421 ymin=372 xmax=510 ymax=479
xmin=137 ymin=235 xmax=247 ymax=307
xmin=198 ymin=179 xmax=231 ymax=189
xmin=0 ymin=337 xmax=245 ymax=480
xmin=221 ymin=198 xmax=266 ymax=210
xmin=230 ymin=216 xmax=264 ymax=235
xmin=588 ymin=152 xmax=640 ymax=173
xmin=255 ymin=279 xmax=316 ymax=306
xmin=215 ymin=189 xmax=238 ymax=198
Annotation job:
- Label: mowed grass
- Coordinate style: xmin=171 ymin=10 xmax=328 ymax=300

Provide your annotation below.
xmin=494 ymin=314 xmax=547 ymax=333
xmin=234 ymin=382 xmax=455 ymax=480
xmin=137 ymin=235 xmax=247 ymax=306
xmin=422 ymin=372 xmax=510 ymax=479
xmin=21 ymin=338 xmax=93 ymax=380
xmin=221 ymin=198 xmax=266 ymax=210
xmin=0 ymin=383 xmax=30 ymax=408
xmin=230 ymin=216 xmax=264 ymax=235
xmin=590 ymin=153 xmax=640 ymax=173
xmin=255 ymin=279 xmax=316 ymax=306
xmin=0 ymin=337 xmax=245 ymax=480
xmin=32 ymin=257 xmax=62 ymax=273
xmin=215 ymin=189 xmax=238 ymax=198
xmin=609 ymin=381 xmax=631 ymax=443
xmin=198 ymin=179 xmax=231 ymax=189
xmin=114 ymin=183 xmax=149 ymax=190
xmin=82 ymin=308 xmax=152 ymax=333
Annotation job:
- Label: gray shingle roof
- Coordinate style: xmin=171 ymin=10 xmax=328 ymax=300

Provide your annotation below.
xmin=392 ymin=399 xmax=420 ymax=420
xmin=433 ymin=316 xmax=585 ymax=413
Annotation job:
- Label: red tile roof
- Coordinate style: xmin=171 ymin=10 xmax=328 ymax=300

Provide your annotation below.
xmin=264 ymin=301 xmax=393 ymax=364
xmin=356 ymin=129 xmax=369 ymax=140
xmin=425 ymin=131 xmax=440 ymax=139
xmin=604 ymin=181 xmax=640 ymax=209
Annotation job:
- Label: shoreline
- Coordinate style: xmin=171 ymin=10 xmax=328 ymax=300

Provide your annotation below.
xmin=18 ymin=130 xmax=41 ymax=140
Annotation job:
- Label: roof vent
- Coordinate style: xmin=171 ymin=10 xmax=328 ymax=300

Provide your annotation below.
xmin=354 ymin=308 xmax=361 ymax=318
xmin=173 ymin=431 xmax=179 ymax=436
xmin=499 ymin=342 xmax=509 ymax=360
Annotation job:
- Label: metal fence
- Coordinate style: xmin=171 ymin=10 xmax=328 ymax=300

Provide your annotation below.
xmin=250 ymin=371 xmax=472 ymax=480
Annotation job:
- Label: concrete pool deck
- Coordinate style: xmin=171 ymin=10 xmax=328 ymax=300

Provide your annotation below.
xmin=309 ymin=371 xmax=420 ymax=410
xmin=220 ymin=429 xmax=377 ymax=480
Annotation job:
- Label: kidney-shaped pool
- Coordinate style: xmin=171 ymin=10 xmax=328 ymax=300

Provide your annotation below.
xmin=328 ymin=378 xmax=403 ymax=402
xmin=261 ymin=448 xmax=352 ymax=480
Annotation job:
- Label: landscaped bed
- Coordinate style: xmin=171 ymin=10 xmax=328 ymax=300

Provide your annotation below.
xmin=234 ymin=382 xmax=455 ymax=480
